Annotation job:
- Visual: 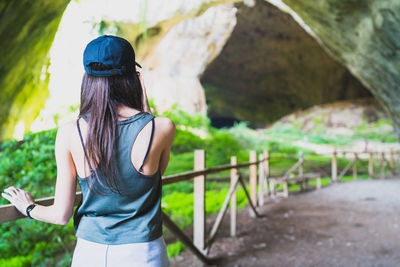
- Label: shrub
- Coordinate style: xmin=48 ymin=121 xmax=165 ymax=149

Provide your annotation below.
xmin=171 ymin=128 xmax=205 ymax=154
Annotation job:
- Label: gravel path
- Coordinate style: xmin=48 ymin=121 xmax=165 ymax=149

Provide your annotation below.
xmin=171 ymin=179 xmax=400 ymax=267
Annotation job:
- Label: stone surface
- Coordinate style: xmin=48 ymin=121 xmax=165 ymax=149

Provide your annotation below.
xmin=267 ymin=0 xmax=400 ymax=137
xmin=200 ymin=0 xmax=371 ymax=127
xmin=142 ymin=4 xmax=238 ymax=115
xmin=0 ymin=0 xmax=69 ymax=139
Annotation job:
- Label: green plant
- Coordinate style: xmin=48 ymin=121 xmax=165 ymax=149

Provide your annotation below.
xmin=167 ymin=241 xmax=185 ymax=258
xmin=171 ymin=128 xmax=205 ymax=154
xmin=0 ymin=255 xmax=32 ymax=267
xmin=161 ymin=104 xmax=211 ymax=130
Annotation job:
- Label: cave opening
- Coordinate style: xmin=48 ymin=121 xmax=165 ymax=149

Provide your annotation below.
xmin=210 ymin=116 xmax=242 ymax=128
xmin=200 ymin=0 xmax=372 ymax=129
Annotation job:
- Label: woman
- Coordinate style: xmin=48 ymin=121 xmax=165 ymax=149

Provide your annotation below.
xmin=2 ymin=35 xmax=175 ymax=266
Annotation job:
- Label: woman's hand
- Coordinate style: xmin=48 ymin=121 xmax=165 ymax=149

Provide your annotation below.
xmin=136 ymin=70 xmax=152 ymax=114
xmin=2 ymin=186 xmax=35 ymax=216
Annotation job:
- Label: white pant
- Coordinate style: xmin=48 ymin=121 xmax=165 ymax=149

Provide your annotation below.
xmin=71 ymin=236 xmax=170 ymax=267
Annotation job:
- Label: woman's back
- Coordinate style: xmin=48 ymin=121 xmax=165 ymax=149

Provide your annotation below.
xmin=67 ymin=107 xmax=175 ymax=244
xmin=70 ymin=109 xmax=174 ymax=179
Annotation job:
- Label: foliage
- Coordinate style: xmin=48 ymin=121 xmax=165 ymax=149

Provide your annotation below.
xmin=0 ymin=255 xmax=31 ymax=267
xmin=167 ymin=241 xmax=185 ymax=258
xmin=205 ymin=129 xmax=243 ymax=166
xmin=161 ymin=104 xmax=211 ymax=130
xmin=163 ymin=152 xmax=194 ymax=177
xmin=0 ymin=129 xmax=58 ymax=205
xmin=171 ymin=128 xmax=205 ymax=154
xmin=0 ymin=219 xmax=75 ymax=267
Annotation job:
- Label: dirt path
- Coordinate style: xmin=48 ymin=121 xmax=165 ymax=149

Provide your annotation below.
xmin=171 ymin=179 xmax=400 ymax=267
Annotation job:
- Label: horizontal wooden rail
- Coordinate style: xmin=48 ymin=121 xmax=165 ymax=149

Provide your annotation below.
xmin=2 ymin=149 xmax=398 ymax=224
xmin=311 ymin=151 xmax=400 ymax=157
xmin=0 ymin=192 xmax=82 ymax=224
xmin=0 ymin=159 xmax=263 ymax=224
xmin=1 ymin=149 xmax=398 ymax=224
xmin=161 ymin=160 xmax=262 ymax=185
xmin=275 ymin=151 xmax=400 ymax=158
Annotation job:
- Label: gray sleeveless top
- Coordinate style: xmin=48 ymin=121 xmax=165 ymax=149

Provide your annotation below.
xmin=73 ymin=111 xmax=163 ymax=244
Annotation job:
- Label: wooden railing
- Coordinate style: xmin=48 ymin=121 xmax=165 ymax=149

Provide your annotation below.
xmin=0 ymin=148 xmax=398 ymax=264
xmin=330 ymin=148 xmax=399 ymax=181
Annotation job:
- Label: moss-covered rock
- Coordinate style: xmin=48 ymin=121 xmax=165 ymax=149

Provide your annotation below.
xmin=0 ymin=0 xmax=69 ymax=140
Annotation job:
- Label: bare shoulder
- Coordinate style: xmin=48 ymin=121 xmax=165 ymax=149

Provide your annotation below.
xmin=58 ymin=119 xmax=79 ymax=135
xmin=154 ymin=117 xmax=175 ymax=131
xmin=55 ymin=120 xmax=80 ymax=145
xmin=154 ymin=116 xmax=176 ymax=136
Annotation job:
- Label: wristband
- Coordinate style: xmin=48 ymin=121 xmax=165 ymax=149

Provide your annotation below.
xmin=26 ymin=204 xmax=36 ymax=219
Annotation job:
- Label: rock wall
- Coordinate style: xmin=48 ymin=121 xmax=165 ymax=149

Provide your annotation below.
xmin=141 ymin=4 xmax=238 ymax=115
xmin=201 ymin=0 xmax=371 ymax=127
xmin=0 ymin=0 xmax=69 ymax=140
xmin=2 ymin=0 xmax=399 ymax=140
xmin=266 ymin=0 xmax=400 ymax=137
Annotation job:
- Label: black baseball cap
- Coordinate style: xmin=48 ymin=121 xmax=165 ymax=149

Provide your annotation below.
xmin=83 ymin=35 xmax=142 ymax=77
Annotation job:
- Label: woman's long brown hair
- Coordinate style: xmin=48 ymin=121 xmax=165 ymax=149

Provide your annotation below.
xmin=79 ymin=63 xmax=143 ymax=195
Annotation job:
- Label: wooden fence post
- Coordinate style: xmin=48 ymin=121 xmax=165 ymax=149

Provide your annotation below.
xmin=194 ymin=150 xmax=206 ymax=252
xmin=369 ymin=151 xmax=374 ymax=180
xmin=332 ymin=148 xmax=337 ymax=183
xmin=389 ymin=149 xmax=395 ymax=176
xmin=249 ymin=150 xmax=257 ymax=208
xmin=230 ymin=156 xmax=237 ymax=237
xmin=353 ymin=153 xmax=358 ymax=180
xmin=299 ymin=151 xmax=304 ymax=177
xmin=263 ymin=150 xmax=270 ymax=196
xmin=380 ymin=152 xmax=385 ymax=179
xmin=258 ymin=153 xmax=265 ymax=206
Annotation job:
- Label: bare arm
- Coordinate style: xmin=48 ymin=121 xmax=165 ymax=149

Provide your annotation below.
xmin=2 ymin=123 xmax=77 ymax=225
xmin=159 ymin=119 xmax=176 ymax=176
